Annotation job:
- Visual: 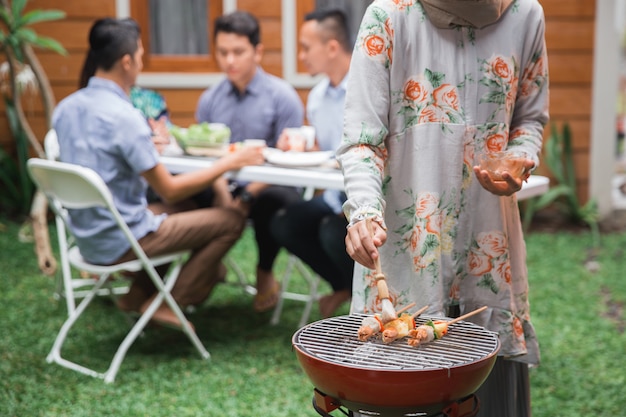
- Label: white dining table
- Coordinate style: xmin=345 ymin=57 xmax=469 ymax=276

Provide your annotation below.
xmin=160 ymin=154 xmax=550 ymax=201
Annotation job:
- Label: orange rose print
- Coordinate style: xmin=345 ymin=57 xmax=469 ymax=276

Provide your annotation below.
xmin=413 ymin=254 xmax=431 ymax=271
xmin=364 ymin=34 xmax=385 ymax=57
xmin=449 ymin=283 xmax=460 ymax=300
xmin=477 ymin=231 xmax=507 ymax=258
xmin=426 ymin=215 xmax=441 ymax=235
xmin=384 ymin=18 xmax=394 ymax=64
xmin=415 ymin=192 xmax=439 ymax=218
xmin=392 ymin=0 xmax=416 ymax=10
xmin=512 ymin=316 xmax=524 ymax=338
xmin=491 ymin=56 xmax=512 ymax=80
xmin=509 ymin=129 xmax=528 ymax=141
xmin=468 ymin=250 xmax=492 ymax=276
xmin=520 ymin=55 xmax=546 ymax=98
xmin=410 ymin=224 xmax=425 ymax=251
xmin=404 ymin=79 xmax=429 ymax=104
xmin=433 ymin=84 xmax=460 ymax=110
xmin=463 ymin=143 xmax=476 ymax=167
xmin=505 ymin=78 xmax=518 ymax=115
xmin=495 ymin=259 xmax=512 ymax=284
xmin=485 ymin=132 xmax=508 ymax=152
xmin=419 ymin=105 xmax=448 ymax=124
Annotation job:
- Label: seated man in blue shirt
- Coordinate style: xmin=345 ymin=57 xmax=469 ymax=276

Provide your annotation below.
xmin=196 ymin=11 xmax=305 ymax=312
xmin=271 ymin=9 xmax=353 ymax=317
xmin=53 ymin=17 xmax=265 ymax=329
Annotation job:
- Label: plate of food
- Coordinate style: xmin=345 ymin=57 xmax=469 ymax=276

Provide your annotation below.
xmin=263 ymin=149 xmax=335 ymax=167
xmin=170 ymin=122 xmax=231 ymax=153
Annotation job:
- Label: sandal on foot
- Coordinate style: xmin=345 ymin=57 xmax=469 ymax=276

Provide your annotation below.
xmin=253 ymin=281 xmax=281 ymax=312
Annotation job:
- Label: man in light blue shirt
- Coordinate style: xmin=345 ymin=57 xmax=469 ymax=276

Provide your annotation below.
xmin=54 ymin=17 xmax=265 ymax=328
xmin=271 ymin=9 xmax=353 ymax=318
xmin=195 ymin=11 xmax=304 ymax=312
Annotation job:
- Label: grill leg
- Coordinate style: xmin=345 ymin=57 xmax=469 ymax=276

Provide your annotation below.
xmin=441 ymin=394 xmax=480 ymax=417
xmin=312 ymin=389 xmax=353 ymax=416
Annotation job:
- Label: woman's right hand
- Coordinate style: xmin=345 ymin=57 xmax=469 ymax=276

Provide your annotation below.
xmin=345 ymin=219 xmax=387 ymax=270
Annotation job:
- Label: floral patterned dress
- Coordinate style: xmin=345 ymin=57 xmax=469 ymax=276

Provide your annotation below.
xmin=337 ymin=0 xmax=548 ymax=364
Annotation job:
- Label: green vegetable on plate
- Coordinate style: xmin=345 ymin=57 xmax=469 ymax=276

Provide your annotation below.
xmin=170 ymin=122 xmax=231 ymax=149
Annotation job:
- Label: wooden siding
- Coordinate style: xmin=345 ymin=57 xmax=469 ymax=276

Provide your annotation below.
xmin=0 ymin=0 xmax=116 ymax=154
xmin=543 ymin=0 xmax=596 ymax=202
xmin=0 ymin=0 xmax=597 ymax=203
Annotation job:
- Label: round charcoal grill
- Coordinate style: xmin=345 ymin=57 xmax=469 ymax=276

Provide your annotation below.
xmin=292 ymin=314 xmax=500 ymax=417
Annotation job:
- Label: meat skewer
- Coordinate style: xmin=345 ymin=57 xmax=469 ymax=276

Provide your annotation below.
xmin=366 ymin=218 xmax=397 ymax=323
xmin=357 ymin=302 xmax=417 ymax=342
xmin=407 ymin=305 xmax=488 ymax=347
xmin=381 ymin=305 xmax=430 ymax=344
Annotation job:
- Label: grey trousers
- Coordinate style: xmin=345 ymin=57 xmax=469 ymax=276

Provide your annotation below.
xmin=473 ymin=356 xmax=531 ymax=417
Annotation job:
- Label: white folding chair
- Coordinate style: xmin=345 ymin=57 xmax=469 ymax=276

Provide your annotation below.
xmin=223 ymin=188 xmax=322 ymax=328
xmin=221 ymin=227 xmax=321 ymax=328
xmin=270 ymin=254 xmax=321 ymax=328
xmin=27 ymin=157 xmax=210 ymax=383
xmin=44 ymin=129 xmax=130 ymax=315
xmin=270 ymin=186 xmax=322 ymax=328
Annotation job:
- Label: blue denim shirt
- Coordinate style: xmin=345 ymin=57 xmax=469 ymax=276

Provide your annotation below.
xmin=307 ymin=75 xmax=348 ymax=214
xmin=52 ymin=77 xmax=165 ymax=264
xmin=195 ymin=67 xmax=304 ymax=147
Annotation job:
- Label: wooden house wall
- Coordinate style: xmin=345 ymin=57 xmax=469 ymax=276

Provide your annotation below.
xmin=541 ymin=0 xmax=596 ymax=201
xmin=1 ymin=0 xmax=597 ymax=201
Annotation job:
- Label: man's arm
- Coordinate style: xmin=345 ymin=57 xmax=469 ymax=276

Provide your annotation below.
xmin=142 ymin=146 xmax=265 ymax=204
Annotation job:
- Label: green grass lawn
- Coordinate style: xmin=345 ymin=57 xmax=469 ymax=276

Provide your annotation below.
xmin=1 ymin=217 xmax=624 ymax=417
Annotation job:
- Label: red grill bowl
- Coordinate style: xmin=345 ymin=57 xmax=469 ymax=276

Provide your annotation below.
xmin=292 ymin=314 xmax=500 ymax=416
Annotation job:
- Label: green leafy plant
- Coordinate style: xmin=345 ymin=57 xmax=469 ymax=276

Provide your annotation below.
xmin=0 ymin=0 xmax=66 ymax=216
xmin=522 ymin=123 xmax=600 ymax=245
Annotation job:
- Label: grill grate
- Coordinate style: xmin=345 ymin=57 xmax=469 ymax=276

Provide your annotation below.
xmin=293 ymin=314 xmax=499 ymax=371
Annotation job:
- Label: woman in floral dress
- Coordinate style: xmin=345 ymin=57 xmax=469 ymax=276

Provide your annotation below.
xmin=339 ymin=1 xmax=548 ymax=415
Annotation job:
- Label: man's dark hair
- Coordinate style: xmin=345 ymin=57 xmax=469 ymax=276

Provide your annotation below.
xmin=213 ymin=11 xmax=261 ymax=47
xmin=78 ymin=17 xmax=141 ymax=89
xmin=304 ymin=8 xmax=351 ymax=52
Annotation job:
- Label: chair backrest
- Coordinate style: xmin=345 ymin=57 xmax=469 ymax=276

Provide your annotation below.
xmin=27 ymin=158 xmax=113 ymax=211
xmin=44 ymin=129 xmax=60 ymax=161
xmin=27 ymin=158 xmax=151 ymax=267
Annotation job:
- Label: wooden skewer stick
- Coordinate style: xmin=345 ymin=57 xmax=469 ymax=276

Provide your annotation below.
xmin=396 ymin=302 xmax=416 ymax=315
xmin=447 ymin=305 xmax=488 ymax=326
xmin=411 ymin=305 xmax=429 ymax=318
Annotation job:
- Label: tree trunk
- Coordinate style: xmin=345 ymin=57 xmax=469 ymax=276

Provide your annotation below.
xmin=24 ymin=45 xmax=55 ymax=127
xmin=23 ymin=44 xmax=58 ymax=275
xmin=6 ymin=43 xmax=58 ymax=275
xmin=30 ymin=190 xmax=57 ymax=275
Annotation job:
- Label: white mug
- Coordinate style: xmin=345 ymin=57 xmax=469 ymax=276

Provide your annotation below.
xmin=243 ymin=139 xmax=267 ymax=148
xmin=284 ymin=126 xmax=316 ymax=151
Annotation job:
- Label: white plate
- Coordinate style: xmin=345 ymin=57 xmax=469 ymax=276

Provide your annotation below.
xmin=263 ymin=149 xmax=334 ymax=167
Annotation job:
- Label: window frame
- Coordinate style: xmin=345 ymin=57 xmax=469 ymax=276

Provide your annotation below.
xmin=281 ymin=0 xmax=320 ymax=89
xmin=130 ymin=0 xmax=221 ymax=73
xmin=117 ymin=0 xmax=323 ymax=89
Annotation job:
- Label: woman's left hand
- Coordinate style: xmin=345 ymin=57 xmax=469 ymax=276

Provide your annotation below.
xmin=473 ymin=159 xmax=534 ymax=196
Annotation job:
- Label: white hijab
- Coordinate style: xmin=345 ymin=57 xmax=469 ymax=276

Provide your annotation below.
xmin=419 ymin=0 xmax=514 ymax=29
